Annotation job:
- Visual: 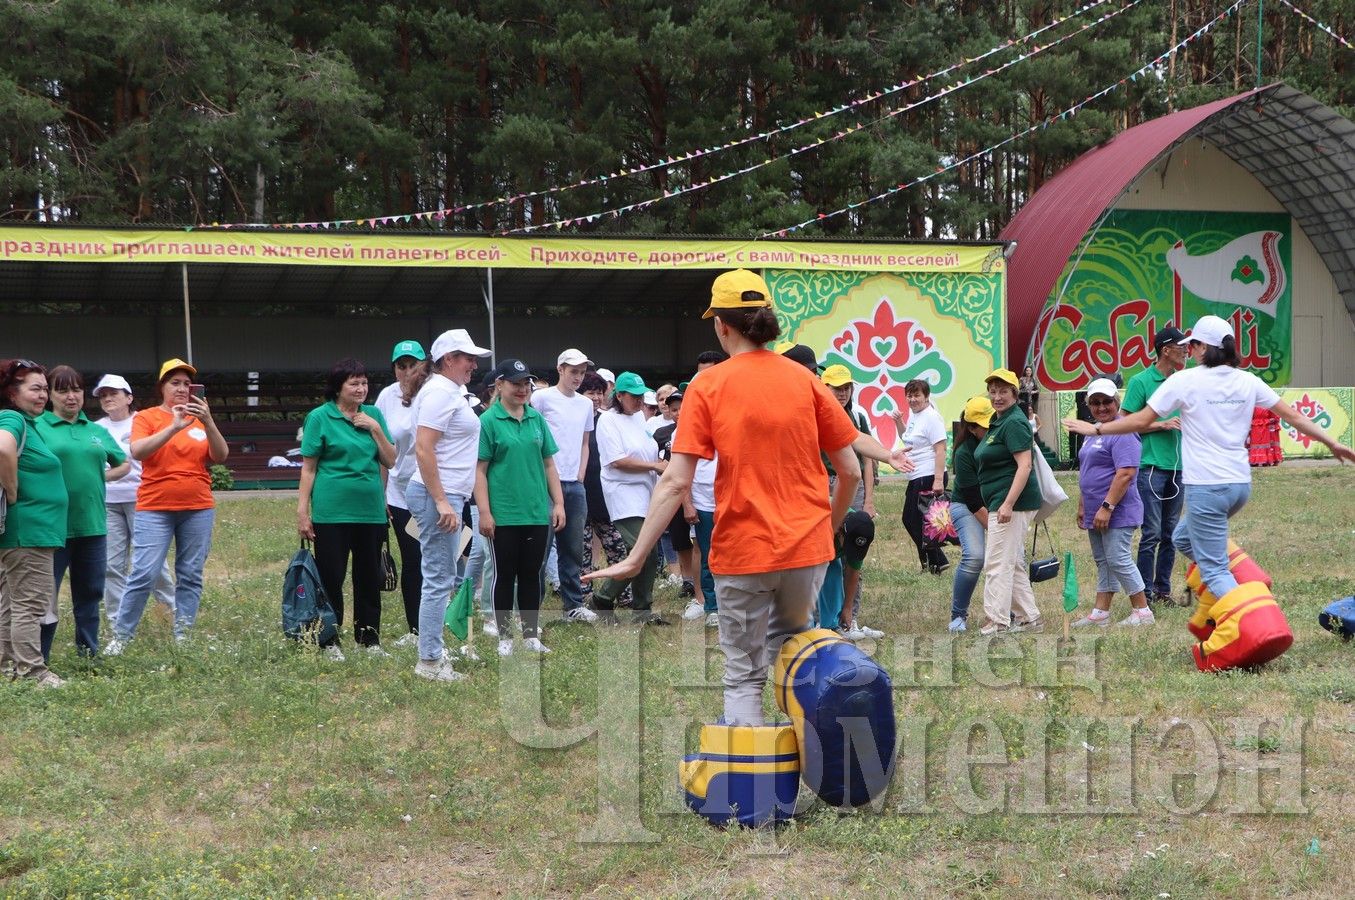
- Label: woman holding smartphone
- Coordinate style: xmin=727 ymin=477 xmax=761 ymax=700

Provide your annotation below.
xmin=105 ymin=358 xmax=228 ymax=654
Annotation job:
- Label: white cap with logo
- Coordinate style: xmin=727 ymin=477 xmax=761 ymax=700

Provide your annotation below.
xmin=1085 ymin=378 xmax=1120 ymax=399
xmin=94 ymin=374 xmax=132 ymax=396
xmin=557 ymin=348 xmax=592 ymax=367
xmin=1180 ymin=314 xmax=1232 ymax=348
xmin=596 ymin=368 xmax=616 ymax=385
xmin=430 ymin=328 xmax=491 ymax=361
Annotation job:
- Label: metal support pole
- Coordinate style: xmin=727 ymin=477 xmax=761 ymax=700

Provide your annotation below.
xmin=181 ymin=263 xmax=194 ymax=365
xmin=482 ymin=268 xmax=497 ymax=366
xmin=1255 ymin=0 xmax=1264 ymax=90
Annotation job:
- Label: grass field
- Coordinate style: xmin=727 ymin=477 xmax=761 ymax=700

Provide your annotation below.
xmin=2 ymin=466 xmax=1353 ymax=898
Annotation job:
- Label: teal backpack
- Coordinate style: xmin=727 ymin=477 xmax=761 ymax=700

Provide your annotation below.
xmin=282 ymin=542 xmax=338 ymax=645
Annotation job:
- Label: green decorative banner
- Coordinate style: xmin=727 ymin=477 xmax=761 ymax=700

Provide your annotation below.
xmin=1031 ymin=210 xmax=1292 ymax=390
xmin=768 ymin=268 xmax=1005 ymax=451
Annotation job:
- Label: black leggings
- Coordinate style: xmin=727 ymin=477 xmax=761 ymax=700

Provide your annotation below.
xmin=902 ymin=477 xmax=948 ymax=569
xmin=312 ymin=522 xmax=386 ymax=646
xmin=489 ymin=525 xmax=550 ymax=638
xmin=387 ymin=505 xmax=423 ymax=633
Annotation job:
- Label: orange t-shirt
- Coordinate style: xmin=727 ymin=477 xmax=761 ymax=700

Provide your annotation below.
xmin=673 ymin=349 xmax=860 ymax=575
xmin=132 ymin=406 xmax=215 ymax=511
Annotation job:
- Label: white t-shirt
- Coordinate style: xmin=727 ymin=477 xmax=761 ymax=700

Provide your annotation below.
xmin=375 ymin=381 xmax=416 ymax=508
xmin=691 ymin=453 xmax=718 ymax=513
xmin=1147 ymin=365 xmax=1279 ymax=485
xmin=530 ymin=386 xmax=594 ymax=483
xmin=596 ymin=409 xmax=658 ymax=520
xmin=96 ymin=415 xmax=141 ymax=505
xmin=409 ymin=373 xmax=481 ymax=500
xmin=644 ymin=414 xmax=671 ymax=437
xmin=900 ymin=405 xmax=947 ymax=480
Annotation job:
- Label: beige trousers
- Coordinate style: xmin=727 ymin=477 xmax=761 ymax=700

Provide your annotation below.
xmin=981 ymin=509 xmax=1041 ymax=626
xmin=0 ymin=546 xmax=55 ymax=680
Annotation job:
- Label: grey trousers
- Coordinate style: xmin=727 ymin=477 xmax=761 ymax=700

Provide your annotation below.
xmin=105 ymin=501 xmax=175 ymax=623
xmin=714 ymin=562 xmax=827 ymax=725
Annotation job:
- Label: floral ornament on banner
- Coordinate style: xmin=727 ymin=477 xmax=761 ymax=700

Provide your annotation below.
xmin=764 ymin=0 xmax=1246 ymax=238
xmin=821 ymin=300 xmax=956 ymax=450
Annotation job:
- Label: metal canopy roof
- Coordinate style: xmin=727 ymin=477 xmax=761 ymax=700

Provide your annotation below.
xmin=1000 ymin=83 xmax=1355 ymax=365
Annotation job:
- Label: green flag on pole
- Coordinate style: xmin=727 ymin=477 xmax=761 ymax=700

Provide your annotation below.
xmin=1062 ymin=551 xmax=1078 ymax=613
xmin=445 ymin=577 xmax=474 ymax=642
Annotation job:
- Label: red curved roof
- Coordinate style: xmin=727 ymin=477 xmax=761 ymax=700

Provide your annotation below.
xmin=1000 ymin=86 xmax=1275 ymax=368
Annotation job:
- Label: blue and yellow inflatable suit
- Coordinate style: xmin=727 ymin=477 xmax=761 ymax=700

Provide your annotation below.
xmin=1319 ymin=596 xmax=1355 ymax=640
xmin=679 ymin=723 xmax=800 ymax=827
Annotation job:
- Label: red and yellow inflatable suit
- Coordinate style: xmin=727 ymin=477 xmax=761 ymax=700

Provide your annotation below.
xmin=1183 ymin=541 xmax=1292 ymax=671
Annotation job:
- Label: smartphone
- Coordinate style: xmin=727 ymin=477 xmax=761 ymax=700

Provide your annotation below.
xmin=190 ymin=383 xmax=206 ymax=399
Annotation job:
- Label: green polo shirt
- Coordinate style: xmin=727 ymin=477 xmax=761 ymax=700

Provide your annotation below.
xmin=300 ymin=401 xmax=392 ymax=525
xmin=478 ymin=400 xmax=559 ymax=526
xmin=974 ymin=406 xmax=1042 ymax=512
xmin=1121 ymin=364 xmax=1182 ymax=471
xmin=0 ymin=410 xmax=68 ymax=549
xmin=37 ymin=411 xmax=126 ymax=538
xmin=952 ymin=439 xmax=978 ymax=491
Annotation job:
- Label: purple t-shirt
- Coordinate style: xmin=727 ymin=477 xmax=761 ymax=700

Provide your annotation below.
xmin=1077 ymin=423 xmax=1144 ymax=529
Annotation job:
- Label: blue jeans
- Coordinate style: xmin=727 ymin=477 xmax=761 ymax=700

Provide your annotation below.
xmin=694 ymin=509 xmax=717 ymax=612
xmin=817 ymin=557 xmax=844 ymax=629
xmin=53 ymin=534 xmax=106 ymax=657
xmin=1088 ymin=526 xmax=1146 ymax=596
xmin=408 ymin=481 xmax=467 ymax=661
xmin=950 ymin=502 xmax=985 ymax=621
xmin=545 ymin=481 xmax=588 ymax=611
xmin=1135 ymin=466 xmax=1184 ymax=596
xmin=115 ymin=508 xmax=215 ymax=641
xmin=1173 ymin=483 xmax=1251 ymax=598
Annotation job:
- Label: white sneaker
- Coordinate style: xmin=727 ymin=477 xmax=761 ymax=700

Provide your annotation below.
xmin=663 ymin=573 xmax=683 ymax=589
xmin=414 ymin=658 xmax=465 ymax=682
xmin=705 ymin=612 xmax=719 ymax=628
xmin=948 ymin=617 xmax=967 ymax=633
xmin=838 ymin=623 xmax=867 ymax=641
xmin=522 ymin=637 xmax=551 ymax=654
xmin=1009 ymin=618 xmax=1045 ymax=634
xmin=497 ymin=639 xmax=514 ymax=657
xmin=35 ymin=671 xmax=66 ymax=689
xmin=564 ymin=606 xmax=599 ymax=623
xmin=392 ymin=632 xmax=419 ymax=649
xmin=325 ymin=645 xmax=346 ymax=662
xmin=457 ymin=644 xmax=481 ymax=662
xmin=681 ymin=600 xmax=705 ymax=621
xmin=1118 ymin=608 xmax=1156 ymax=627
xmin=1072 ymin=610 xmax=1111 ymax=628
xmin=103 ymin=638 xmax=126 ymax=657
xmin=482 ymin=620 xmax=500 ymax=637
xmin=365 ymin=644 xmax=391 ymax=658
xmin=853 ymin=620 xmax=884 ymax=639
xmin=979 ymin=622 xmax=1009 ymax=636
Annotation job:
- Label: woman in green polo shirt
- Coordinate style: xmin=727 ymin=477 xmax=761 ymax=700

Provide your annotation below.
xmin=298 ymin=358 xmax=395 ymax=660
xmin=974 ymin=368 xmax=1044 ymax=636
xmin=474 ymin=359 xmax=565 ymax=657
xmin=36 ymin=366 xmax=129 ymax=659
xmin=0 ymin=359 xmax=69 ymax=688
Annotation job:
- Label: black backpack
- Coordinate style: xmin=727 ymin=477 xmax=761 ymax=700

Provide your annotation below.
xmin=282 ymin=542 xmax=338 ymax=645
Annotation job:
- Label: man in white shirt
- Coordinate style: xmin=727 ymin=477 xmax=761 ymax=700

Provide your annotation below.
xmin=531 ymin=349 xmax=599 ymax=622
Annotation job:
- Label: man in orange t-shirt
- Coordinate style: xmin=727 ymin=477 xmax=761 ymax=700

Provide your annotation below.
xmin=587 ymin=270 xmax=893 ymax=723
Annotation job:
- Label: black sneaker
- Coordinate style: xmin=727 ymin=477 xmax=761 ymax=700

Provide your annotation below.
xmin=632 ymin=611 xmax=671 ymax=626
xmin=679 ymin=580 xmax=696 ymax=599
xmin=929 ymin=559 xmax=951 ymax=576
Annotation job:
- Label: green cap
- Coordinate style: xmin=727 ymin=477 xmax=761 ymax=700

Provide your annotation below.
xmin=613 ymin=371 xmax=651 ymax=397
xmin=391 ymin=339 xmax=427 ymax=362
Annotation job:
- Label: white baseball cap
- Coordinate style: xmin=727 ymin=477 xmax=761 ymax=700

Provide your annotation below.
xmin=93 ymin=374 xmax=132 ymax=396
xmin=1180 ymin=314 xmax=1232 ymax=348
xmin=642 ymin=391 xmax=658 ymax=406
xmin=1085 ymin=378 xmax=1119 ymax=399
xmin=596 ymin=368 xmax=616 ymax=384
xmin=430 ymin=328 xmax=491 ymax=361
xmin=557 ymin=348 xmax=592 ymax=367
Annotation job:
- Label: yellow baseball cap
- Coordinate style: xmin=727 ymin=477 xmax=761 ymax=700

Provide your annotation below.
xmin=702 ymin=269 xmax=773 ymax=319
xmin=962 ymin=396 xmax=995 ymax=428
xmin=985 ymin=367 xmax=1019 ymax=388
xmin=821 ymin=365 xmax=853 ymax=387
xmin=157 ymin=358 xmax=196 ymax=383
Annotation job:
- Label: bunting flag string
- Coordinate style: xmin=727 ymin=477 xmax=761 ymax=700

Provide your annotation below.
xmin=212 ymin=0 xmax=1126 ymax=231
xmin=761 ymin=0 xmax=1248 ymax=239
xmin=507 ymin=0 xmax=1145 ymax=235
xmin=1275 ymin=0 xmax=1355 ymax=51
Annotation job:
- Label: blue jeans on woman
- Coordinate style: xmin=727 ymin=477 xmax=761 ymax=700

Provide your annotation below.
xmin=407 ymin=480 xmax=468 ymax=662
xmin=50 ymin=534 xmax=107 ymax=657
xmin=950 ymin=502 xmax=985 ymax=622
xmin=1173 ymin=483 xmax=1251 ymax=598
xmin=694 ymin=509 xmax=717 ymax=613
xmin=114 ymin=508 xmax=215 ymax=642
xmin=1088 ymin=526 xmax=1145 ymax=595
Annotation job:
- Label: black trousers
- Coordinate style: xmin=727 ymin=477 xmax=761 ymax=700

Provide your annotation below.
xmin=387 ymin=505 xmax=423 ymax=633
xmin=312 ymin=522 xmax=386 ymax=646
xmin=489 ymin=525 xmax=550 ymax=638
xmin=902 ymin=477 xmax=949 ymax=569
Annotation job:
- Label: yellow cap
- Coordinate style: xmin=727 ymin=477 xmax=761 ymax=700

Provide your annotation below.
xmin=985 ymin=367 xmax=1019 ymax=388
xmin=773 ymin=340 xmax=796 ymax=354
xmin=157 ymin=358 xmax=196 ymax=383
xmin=820 ymin=365 xmax=853 ymax=387
xmin=962 ymin=396 xmax=995 ymax=428
xmin=702 ymin=269 xmax=773 ymax=319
